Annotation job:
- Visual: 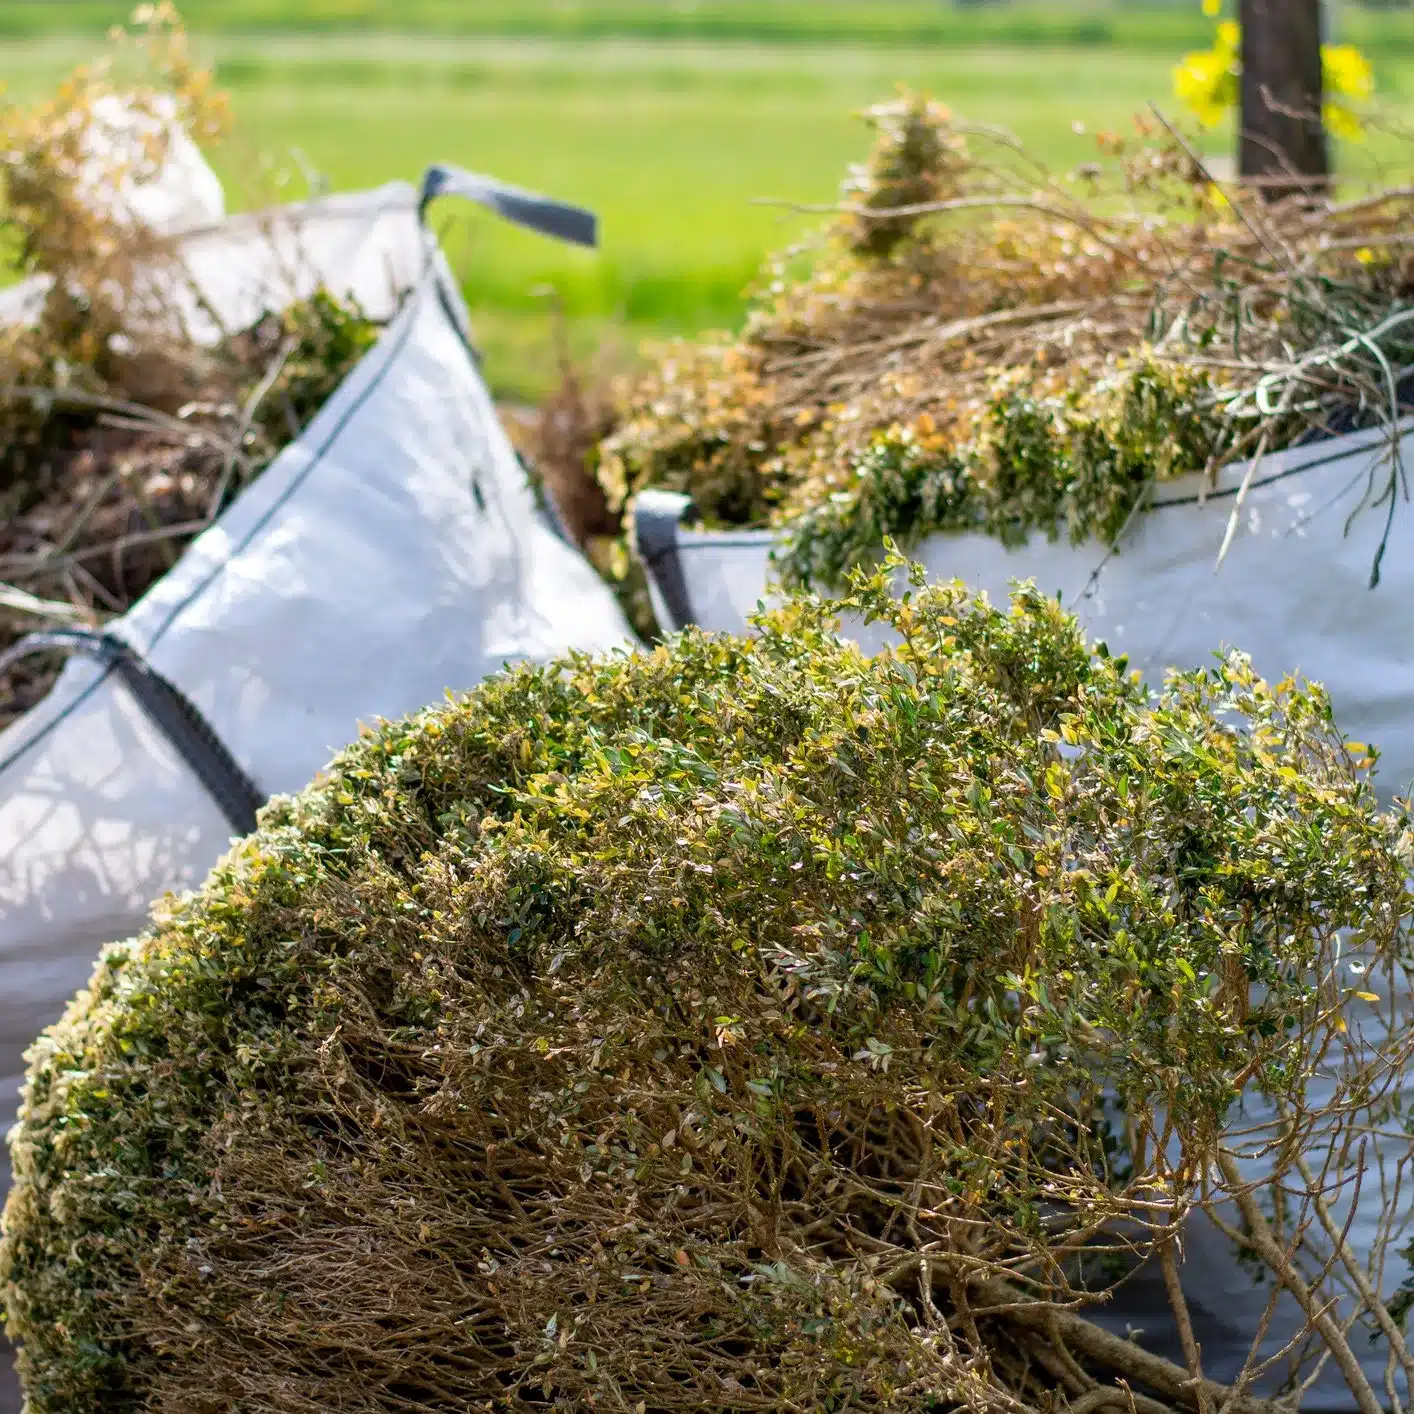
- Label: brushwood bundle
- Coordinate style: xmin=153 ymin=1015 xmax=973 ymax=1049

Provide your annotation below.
xmin=4 ymin=559 xmax=1413 ymax=1412
xmin=600 ymin=91 xmax=1414 ymax=591
xmin=0 ymin=6 xmax=381 ymax=728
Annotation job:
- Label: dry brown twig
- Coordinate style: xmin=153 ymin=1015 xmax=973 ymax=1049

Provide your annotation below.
xmin=600 ymin=90 xmax=1414 ymax=594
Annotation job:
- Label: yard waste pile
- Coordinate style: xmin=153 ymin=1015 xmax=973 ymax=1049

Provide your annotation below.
xmin=0 ymin=0 xmax=630 ymax=1312
xmin=602 ymin=91 xmax=1414 ymax=591
xmin=605 ymin=91 xmax=1414 ymax=803
xmin=4 ymin=561 xmax=1413 ymax=1413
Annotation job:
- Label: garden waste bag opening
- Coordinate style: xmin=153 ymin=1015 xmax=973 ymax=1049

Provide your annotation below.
xmin=634 ymin=415 xmax=1414 ymax=809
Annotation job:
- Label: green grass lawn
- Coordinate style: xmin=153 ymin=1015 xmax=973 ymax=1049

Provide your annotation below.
xmin=5 ymin=13 xmax=1414 ymax=396
xmin=7 ymin=1 xmax=1414 ymax=52
xmin=0 ymin=2 xmax=1223 ymax=48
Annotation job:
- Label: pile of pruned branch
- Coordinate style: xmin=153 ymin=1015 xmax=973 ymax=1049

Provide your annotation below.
xmin=0 ymin=5 xmax=379 ymax=727
xmin=599 ymin=91 xmax=1414 ymax=590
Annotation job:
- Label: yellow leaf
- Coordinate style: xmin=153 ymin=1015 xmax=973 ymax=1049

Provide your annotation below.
xmin=1356 ymin=991 xmax=1380 ymax=1003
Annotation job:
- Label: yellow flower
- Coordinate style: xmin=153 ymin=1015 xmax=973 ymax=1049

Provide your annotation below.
xmin=1202 ymin=0 xmax=1221 ymax=15
xmin=1326 ymin=101 xmax=1364 ymax=141
xmin=1356 ymin=247 xmax=1376 ymax=265
xmin=1173 ymin=48 xmax=1237 ymax=127
xmin=1176 ymin=24 xmax=1375 ymax=137
xmin=1324 ymin=43 xmax=1374 ymax=103
xmin=1322 ymin=44 xmax=1375 ymax=140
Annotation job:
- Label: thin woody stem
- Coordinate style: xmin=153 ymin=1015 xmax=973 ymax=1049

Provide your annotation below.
xmin=1215 ymin=1151 xmax=1384 ymax=1414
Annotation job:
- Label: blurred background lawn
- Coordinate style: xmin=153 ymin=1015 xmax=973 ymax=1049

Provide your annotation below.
xmin=4 ymin=1 xmax=1414 ymax=398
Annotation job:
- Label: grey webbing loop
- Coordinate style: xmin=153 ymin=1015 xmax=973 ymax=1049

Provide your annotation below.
xmin=413 ymin=165 xmax=597 ymax=507
xmin=632 ymin=489 xmax=698 ymax=631
xmin=417 ymin=165 xmax=598 ymax=249
xmin=0 ymin=630 xmax=263 ymax=836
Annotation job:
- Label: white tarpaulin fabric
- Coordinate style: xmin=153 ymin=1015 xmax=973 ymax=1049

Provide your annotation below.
xmin=80 ymin=93 xmax=228 ymax=236
xmin=0 ymin=195 xmax=631 ymax=1227
xmin=0 ymin=179 xmax=427 ymax=335
xmin=635 ymin=427 xmax=1414 ymax=1408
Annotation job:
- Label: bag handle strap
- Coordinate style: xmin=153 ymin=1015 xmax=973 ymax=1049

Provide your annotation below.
xmin=418 ymin=165 xmax=598 ymax=249
xmin=0 ymin=630 xmax=262 ymax=836
xmin=632 ymin=490 xmax=698 ymax=632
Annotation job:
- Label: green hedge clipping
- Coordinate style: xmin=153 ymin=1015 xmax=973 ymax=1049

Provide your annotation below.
xmin=3 ymin=560 xmax=1409 ymax=1413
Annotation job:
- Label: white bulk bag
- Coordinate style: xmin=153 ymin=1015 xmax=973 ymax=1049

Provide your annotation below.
xmin=636 ymin=429 xmax=1414 ymax=1408
xmin=0 ymin=173 xmax=631 ymax=1215
xmin=636 ymin=419 xmax=1414 ymax=802
xmin=0 ymin=175 xmax=429 ymax=336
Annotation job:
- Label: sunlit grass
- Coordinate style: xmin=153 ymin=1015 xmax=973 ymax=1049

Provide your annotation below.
xmin=3 ymin=27 xmax=1413 ymax=396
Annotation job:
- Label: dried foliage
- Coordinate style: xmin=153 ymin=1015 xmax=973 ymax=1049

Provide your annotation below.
xmin=503 ymin=312 xmax=662 ymax=643
xmin=0 ymin=3 xmax=231 ymax=396
xmin=0 ymin=6 xmax=381 ymax=728
xmin=4 ymin=558 xmax=1413 ymax=1413
xmin=600 ymin=91 xmax=1414 ymax=590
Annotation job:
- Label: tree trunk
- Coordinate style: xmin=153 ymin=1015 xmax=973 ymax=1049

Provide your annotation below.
xmin=1239 ymin=0 xmax=1328 ymax=198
